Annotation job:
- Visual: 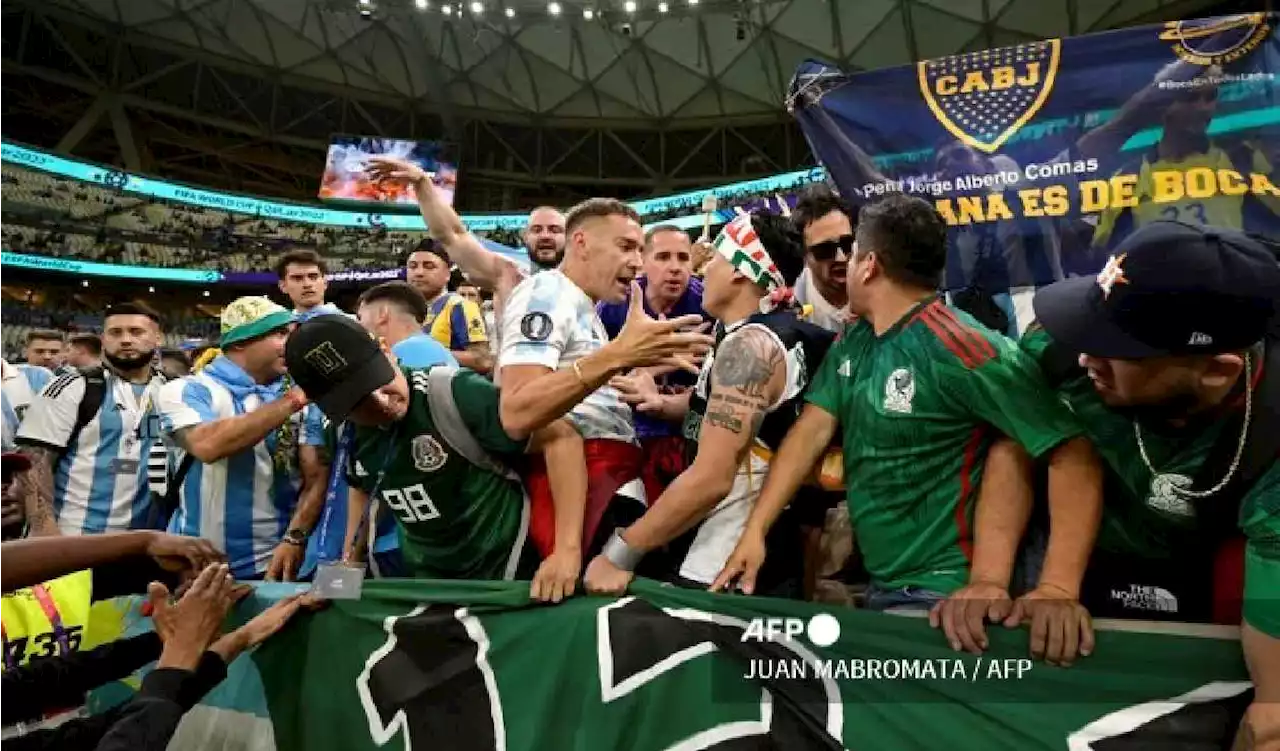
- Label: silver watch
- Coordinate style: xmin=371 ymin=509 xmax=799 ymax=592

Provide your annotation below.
xmin=602 ymin=528 xmax=645 ymax=572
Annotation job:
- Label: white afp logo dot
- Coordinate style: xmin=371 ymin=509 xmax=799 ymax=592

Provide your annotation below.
xmin=806 ymin=614 xmax=840 ymax=647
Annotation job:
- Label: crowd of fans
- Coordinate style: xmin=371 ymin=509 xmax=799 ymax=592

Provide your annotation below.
xmin=1 ymin=163 xmax=817 ymax=276
xmin=1 ymin=150 xmax=1278 ymax=751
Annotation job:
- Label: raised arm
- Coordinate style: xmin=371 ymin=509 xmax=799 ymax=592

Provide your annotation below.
xmin=1 ymin=531 xmax=223 ymax=593
xmin=365 ymin=156 xmax=522 ymax=292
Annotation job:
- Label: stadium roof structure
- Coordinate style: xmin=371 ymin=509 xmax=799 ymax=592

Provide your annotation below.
xmin=1 ymin=0 xmax=1233 ymax=203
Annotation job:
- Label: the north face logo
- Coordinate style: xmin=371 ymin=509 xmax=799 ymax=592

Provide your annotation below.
xmin=1188 ymin=332 xmax=1214 ymax=346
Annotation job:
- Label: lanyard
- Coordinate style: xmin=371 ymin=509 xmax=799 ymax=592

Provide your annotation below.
xmin=315 ymin=422 xmax=354 ymax=554
xmin=347 ymin=426 xmax=399 ymax=558
xmin=1 ymin=584 xmax=71 ymax=669
xmin=118 ymin=375 xmax=163 ymax=451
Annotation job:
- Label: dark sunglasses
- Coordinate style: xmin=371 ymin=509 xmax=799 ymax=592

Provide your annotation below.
xmin=807 ymin=234 xmax=855 ymax=262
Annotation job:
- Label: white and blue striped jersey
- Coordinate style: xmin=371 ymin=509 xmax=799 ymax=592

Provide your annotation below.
xmin=155 ymin=370 xmax=325 ymax=578
xmin=2 ymin=361 xmax=52 ymax=451
xmin=16 ymin=368 xmax=167 ymax=534
xmin=294 ymin=303 xmax=343 ymax=323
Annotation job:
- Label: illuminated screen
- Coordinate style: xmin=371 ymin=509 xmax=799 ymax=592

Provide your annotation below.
xmin=318 ymin=136 xmax=457 ymax=208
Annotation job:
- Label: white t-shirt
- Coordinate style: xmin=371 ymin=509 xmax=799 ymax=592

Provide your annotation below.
xmin=499 ymin=269 xmax=635 ymax=444
xmin=794 ymin=267 xmax=846 ymax=334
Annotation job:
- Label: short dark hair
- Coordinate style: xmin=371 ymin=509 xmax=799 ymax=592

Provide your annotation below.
xmin=750 ymin=212 xmax=807 ymax=288
xmin=644 ymin=224 xmax=688 ymax=249
xmin=104 ymin=302 xmax=163 ymax=327
xmin=564 ymin=198 xmax=641 ymax=237
xmin=275 ymin=249 xmax=328 ymax=279
xmin=854 ymin=194 xmax=948 ymax=290
xmin=405 ymin=238 xmax=450 ymax=267
xmin=159 ymin=347 xmax=190 ymax=365
xmin=26 ymin=329 xmax=64 ymax=346
xmin=792 ymin=185 xmax=857 ymax=235
xmin=68 ymin=333 xmax=102 ymax=356
xmin=358 ymin=281 xmax=428 ymax=322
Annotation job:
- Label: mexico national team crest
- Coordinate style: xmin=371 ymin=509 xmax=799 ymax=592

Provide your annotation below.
xmin=883 ymin=367 xmax=915 ymax=414
xmin=918 ymin=40 xmax=1061 ymax=153
xmin=412 ymin=434 xmax=447 ymax=472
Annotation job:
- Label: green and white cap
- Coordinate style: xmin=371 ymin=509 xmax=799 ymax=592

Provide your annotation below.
xmin=220 ymin=296 xmax=296 ymax=347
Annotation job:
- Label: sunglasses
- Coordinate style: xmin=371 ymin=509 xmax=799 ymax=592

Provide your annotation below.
xmin=807 ymin=234 xmax=855 ymax=262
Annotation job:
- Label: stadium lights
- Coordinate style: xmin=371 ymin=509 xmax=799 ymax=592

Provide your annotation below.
xmin=148 ymin=286 xmax=155 ymax=293
xmin=358 ymin=0 xmax=370 ymax=5
xmin=415 ymin=0 xmax=428 ymax=8
xmin=624 ymin=0 xmax=636 ymax=11
xmin=470 ymin=1 xmax=483 ymax=12
xmin=687 ymin=0 xmax=697 ymax=5
xmin=548 ymin=1 xmax=561 ymax=15
xmin=203 ymin=290 xmax=211 ymax=297
xmin=442 ymin=3 xmax=452 ymax=13
xmin=583 ymin=6 xmax=593 ymax=18
xmin=505 ymin=6 xmax=514 ymax=16
xmin=658 ymin=1 xmax=668 ymax=11
xmin=81 ymin=280 xmax=89 ymax=287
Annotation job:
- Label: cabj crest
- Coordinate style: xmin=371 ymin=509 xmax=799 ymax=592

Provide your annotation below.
xmin=918 ymin=40 xmax=1061 ymax=153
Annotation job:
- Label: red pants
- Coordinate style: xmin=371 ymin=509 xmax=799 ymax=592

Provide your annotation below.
xmin=525 ymin=439 xmax=643 ymax=557
xmin=638 ymin=435 xmax=690 ymax=509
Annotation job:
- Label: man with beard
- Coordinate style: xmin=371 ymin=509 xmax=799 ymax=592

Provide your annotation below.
xmin=945 ymin=223 xmax=1280 ymax=736
xmin=597 ymin=225 xmax=710 ymax=503
xmin=791 ymin=187 xmax=855 ymax=332
xmin=154 ymin=297 xmax=326 ymax=581
xmin=16 ymin=305 xmax=170 ymax=536
xmin=403 ymin=241 xmax=492 ymax=374
xmin=365 ymin=158 xmax=563 ymax=325
xmin=584 ymin=213 xmax=829 ymax=596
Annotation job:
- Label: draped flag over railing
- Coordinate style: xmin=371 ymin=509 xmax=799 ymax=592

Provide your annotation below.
xmin=87 ymin=580 xmax=1251 ymax=751
xmin=788 ymin=13 xmax=1280 ymax=321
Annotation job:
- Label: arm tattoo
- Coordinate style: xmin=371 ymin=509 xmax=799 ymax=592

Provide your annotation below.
xmin=712 ymin=329 xmax=783 ymax=398
xmin=22 ymin=446 xmax=60 ymax=535
xmin=703 ymin=329 xmax=782 ymax=437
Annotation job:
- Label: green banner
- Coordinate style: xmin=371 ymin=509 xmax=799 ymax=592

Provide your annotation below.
xmin=164 ymin=580 xmax=1249 ymax=751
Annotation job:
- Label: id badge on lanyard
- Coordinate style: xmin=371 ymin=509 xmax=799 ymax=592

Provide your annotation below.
xmin=312 ymin=426 xmax=398 ymax=601
xmin=112 ymin=379 xmax=158 ymax=476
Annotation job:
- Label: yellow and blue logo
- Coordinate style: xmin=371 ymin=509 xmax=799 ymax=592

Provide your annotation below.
xmin=917 ymin=40 xmax=1061 ymax=153
xmin=1160 ymin=13 xmax=1270 ymax=66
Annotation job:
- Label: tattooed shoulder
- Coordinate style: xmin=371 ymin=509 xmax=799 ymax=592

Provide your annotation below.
xmin=711 ymin=327 xmax=783 ymax=397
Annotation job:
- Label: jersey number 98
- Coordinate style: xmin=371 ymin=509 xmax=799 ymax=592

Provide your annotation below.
xmin=382 ymin=484 xmax=441 ymax=523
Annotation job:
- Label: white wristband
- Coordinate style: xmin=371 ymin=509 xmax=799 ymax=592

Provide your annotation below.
xmin=602 ymin=529 xmax=644 ymax=572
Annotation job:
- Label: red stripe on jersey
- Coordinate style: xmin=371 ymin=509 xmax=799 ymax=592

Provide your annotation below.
xmin=931 ymin=303 xmax=996 ymax=363
xmin=917 ymin=307 xmax=978 ymax=368
xmin=955 ymin=427 xmax=986 ymax=563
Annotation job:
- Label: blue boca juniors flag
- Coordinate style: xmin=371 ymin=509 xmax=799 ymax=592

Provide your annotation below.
xmin=789 ymin=13 xmax=1280 ymax=331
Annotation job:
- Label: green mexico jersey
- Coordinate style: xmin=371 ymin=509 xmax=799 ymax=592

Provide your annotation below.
xmin=1022 ymin=328 xmax=1280 ymax=636
xmin=806 ymin=299 xmax=1082 ymax=595
xmin=346 ymin=367 xmax=529 ymax=580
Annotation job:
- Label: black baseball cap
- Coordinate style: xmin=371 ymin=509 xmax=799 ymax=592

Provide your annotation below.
xmin=1034 ymin=221 xmax=1280 ymax=359
xmin=285 ymin=314 xmax=397 ymax=422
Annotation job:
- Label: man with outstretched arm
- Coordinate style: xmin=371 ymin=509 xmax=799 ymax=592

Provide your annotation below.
xmin=712 ymin=195 xmax=1101 ymax=667
xmin=497 ymin=198 xmax=713 ymax=574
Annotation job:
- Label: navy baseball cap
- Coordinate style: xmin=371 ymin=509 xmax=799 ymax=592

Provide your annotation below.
xmin=1034 ymin=221 xmax=1280 ymax=359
